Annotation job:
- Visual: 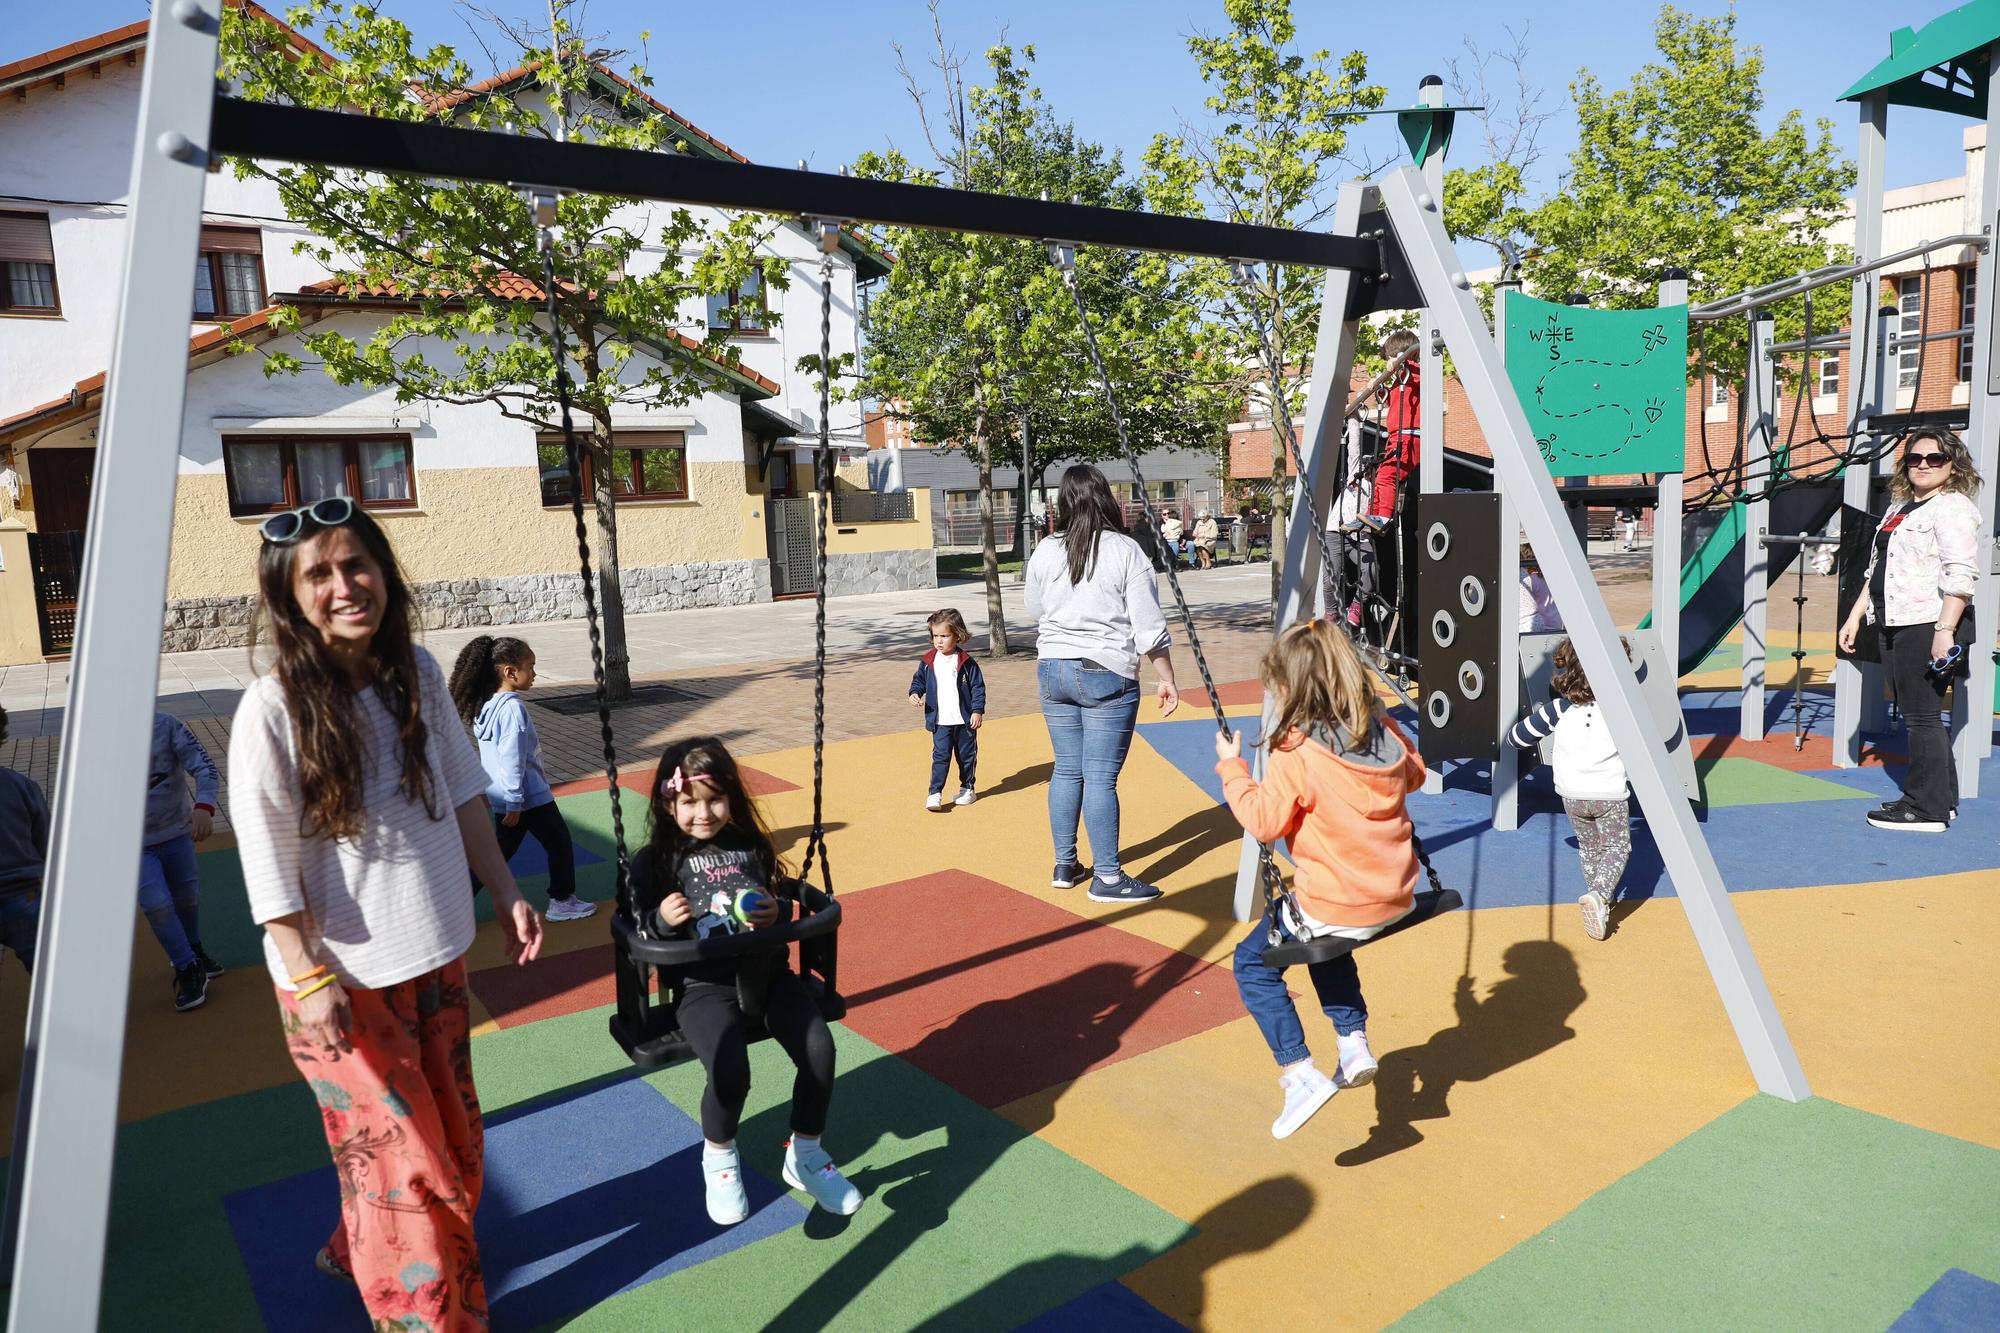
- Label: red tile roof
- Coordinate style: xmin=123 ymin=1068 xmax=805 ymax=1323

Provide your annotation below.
xmin=0 ymin=3 xmax=332 ymax=97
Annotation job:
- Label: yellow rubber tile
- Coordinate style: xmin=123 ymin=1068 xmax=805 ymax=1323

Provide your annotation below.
xmin=1739 ymin=869 xmax=2000 ymax=1150
xmin=1002 ymin=895 xmax=1757 ymax=1329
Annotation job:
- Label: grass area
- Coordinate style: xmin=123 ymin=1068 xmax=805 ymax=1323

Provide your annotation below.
xmin=938 ymin=551 xmax=1027 ymax=579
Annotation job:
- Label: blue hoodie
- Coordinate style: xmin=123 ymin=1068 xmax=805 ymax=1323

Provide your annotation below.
xmin=908 ymin=649 xmax=987 ymax=733
xmin=145 ymin=713 xmax=219 ymax=847
xmin=472 ymin=692 xmax=554 ymax=813
xmin=0 ymin=770 xmax=49 ymax=891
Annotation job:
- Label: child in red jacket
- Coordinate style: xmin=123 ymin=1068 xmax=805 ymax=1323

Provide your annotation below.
xmin=1215 ymin=618 xmax=1426 ymax=1139
xmin=1360 ymin=328 xmax=1420 ymax=529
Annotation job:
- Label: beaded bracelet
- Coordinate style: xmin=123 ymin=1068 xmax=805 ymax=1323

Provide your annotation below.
xmin=294 ymin=974 xmax=337 ymax=1002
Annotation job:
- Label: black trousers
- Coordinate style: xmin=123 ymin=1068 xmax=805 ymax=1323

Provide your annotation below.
xmin=678 ymin=969 xmax=836 ymax=1143
xmin=472 ymin=800 xmax=577 ymax=901
xmin=1883 ymin=624 xmax=1959 ymax=821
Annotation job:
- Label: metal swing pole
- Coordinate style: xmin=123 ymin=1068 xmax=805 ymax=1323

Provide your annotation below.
xmin=1375 ymin=166 xmax=1809 ymax=1101
xmin=1 ymin=0 xmax=224 ymax=1320
xmin=1741 ymin=310 xmax=1777 ymax=740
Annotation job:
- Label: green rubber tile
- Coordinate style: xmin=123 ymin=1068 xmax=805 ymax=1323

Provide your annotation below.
xmin=564 ymin=1023 xmax=1194 ymax=1333
xmin=1694 ymin=642 xmax=1832 ymax=673
xmin=1393 ymin=1096 xmax=2000 ymax=1331
xmin=1694 ymin=757 xmax=1877 ymax=809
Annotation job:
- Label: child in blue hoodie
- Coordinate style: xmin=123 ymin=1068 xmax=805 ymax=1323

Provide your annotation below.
xmin=448 ymin=636 xmax=596 ymax=922
xmin=142 ymin=712 xmax=222 ymax=1011
xmin=907 ymin=608 xmax=986 ymax=810
xmin=0 ymin=706 xmax=47 ymax=977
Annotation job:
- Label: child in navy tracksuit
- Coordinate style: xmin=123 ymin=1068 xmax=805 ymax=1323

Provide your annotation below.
xmin=908 ymin=608 xmax=986 ymax=810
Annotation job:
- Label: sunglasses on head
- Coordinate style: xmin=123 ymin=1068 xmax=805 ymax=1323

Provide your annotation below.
xmin=258 ymin=496 xmax=358 ymax=544
xmin=1905 ymin=452 xmax=1952 ymax=470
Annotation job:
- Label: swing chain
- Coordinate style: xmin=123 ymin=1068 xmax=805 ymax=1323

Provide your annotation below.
xmin=534 ymin=200 xmax=633 ymax=928
xmin=797 ymin=224 xmax=841 ymax=894
xmin=1049 ymin=244 xmax=1230 ymax=736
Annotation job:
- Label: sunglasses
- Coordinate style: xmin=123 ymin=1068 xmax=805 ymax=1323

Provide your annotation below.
xmin=1905 ymin=452 xmax=1952 ymax=470
xmin=259 ymin=496 xmax=357 ymax=544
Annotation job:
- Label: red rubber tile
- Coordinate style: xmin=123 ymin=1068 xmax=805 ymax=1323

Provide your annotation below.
xmin=552 ymin=763 xmax=798 ymax=799
xmin=1689 ymin=732 xmax=1902 ymax=773
xmin=837 ymin=870 xmax=1244 ymax=1108
xmin=1181 ymin=679 xmax=1264 ymax=711
xmin=469 ymin=941 xmax=620 ymax=1029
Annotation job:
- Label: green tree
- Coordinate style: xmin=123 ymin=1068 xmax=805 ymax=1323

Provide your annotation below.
xmin=858 ymin=29 xmax=1224 ymax=654
xmin=1143 ymin=0 xmax=1384 ymax=608
xmin=1524 ymin=6 xmax=1852 ymax=383
xmin=220 ymin=1 xmax=773 ymax=697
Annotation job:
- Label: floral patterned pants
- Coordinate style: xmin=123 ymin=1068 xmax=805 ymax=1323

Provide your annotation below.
xmin=278 ymin=959 xmax=487 ymax=1333
xmin=1562 ymin=797 xmax=1630 ymax=903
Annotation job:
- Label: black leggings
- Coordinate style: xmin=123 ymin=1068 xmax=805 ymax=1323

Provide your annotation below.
xmin=678 ymin=969 xmax=836 ymax=1143
xmin=473 ymin=801 xmax=577 ymax=901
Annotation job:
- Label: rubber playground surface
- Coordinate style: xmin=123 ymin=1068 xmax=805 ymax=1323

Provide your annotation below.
xmin=3 ymin=627 xmax=1996 ymax=1330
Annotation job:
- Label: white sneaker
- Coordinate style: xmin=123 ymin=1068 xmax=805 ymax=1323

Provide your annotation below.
xmin=954 ymin=786 xmax=976 ymax=806
xmin=1578 ymin=890 xmax=1611 ymax=941
xmin=545 ymin=896 xmax=597 ymax=922
xmin=1271 ymin=1063 xmax=1337 ymax=1139
xmin=702 ymin=1145 xmax=749 ymax=1226
xmin=925 ymin=792 xmax=943 ymax=811
xmin=783 ymin=1138 xmax=862 ymax=1215
xmin=1335 ymin=1031 xmax=1378 ymax=1089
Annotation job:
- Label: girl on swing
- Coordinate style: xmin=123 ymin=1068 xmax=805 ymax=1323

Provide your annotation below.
xmin=1213 ymin=618 xmax=1426 ymax=1139
xmin=631 ymin=736 xmax=862 ymax=1225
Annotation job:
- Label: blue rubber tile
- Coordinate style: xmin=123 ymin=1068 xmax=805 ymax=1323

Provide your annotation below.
xmin=1015 ymin=1279 xmax=1188 ymax=1331
xmin=223 ymin=1074 xmax=805 ymax=1331
xmin=1890 ymin=1268 xmax=2000 ymax=1332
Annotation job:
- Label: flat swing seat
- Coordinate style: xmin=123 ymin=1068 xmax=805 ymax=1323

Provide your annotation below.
xmin=1262 ymin=887 xmax=1463 ymax=968
xmin=607 ymin=884 xmax=846 ymax=1071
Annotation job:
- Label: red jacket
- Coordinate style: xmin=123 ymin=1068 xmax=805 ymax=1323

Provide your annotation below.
xmin=1217 ymin=719 xmax=1426 ymax=927
xmin=1384 ymin=362 xmax=1421 ymax=460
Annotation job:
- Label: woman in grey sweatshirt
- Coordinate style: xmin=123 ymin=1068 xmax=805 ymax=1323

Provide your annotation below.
xmin=1024 ymin=465 xmax=1180 ymax=904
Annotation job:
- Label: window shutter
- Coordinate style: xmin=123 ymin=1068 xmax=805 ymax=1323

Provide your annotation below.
xmin=0 ymin=213 xmax=55 ymax=265
xmin=199 ymin=224 xmax=263 ymax=254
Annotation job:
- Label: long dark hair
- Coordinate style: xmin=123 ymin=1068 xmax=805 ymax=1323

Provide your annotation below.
xmin=448 ymin=635 xmax=532 ymax=725
xmin=248 ymin=508 xmax=439 ymax=840
xmin=644 ymin=736 xmax=784 ymax=893
xmin=1054 ymin=463 xmax=1126 ymax=583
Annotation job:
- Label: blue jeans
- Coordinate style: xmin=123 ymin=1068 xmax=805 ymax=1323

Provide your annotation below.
xmin=1038 ymin=658 xmax=1141 ymax=876
xmin=1233 ymin=904 xmax=1367 ymax=1066
xmin=0 ymin=883 xmax=39 ymax=974
xmin=138 ymin=832 xmax=202 ymax=970
xmin=930 ymin=724 xmax=977 ymax=794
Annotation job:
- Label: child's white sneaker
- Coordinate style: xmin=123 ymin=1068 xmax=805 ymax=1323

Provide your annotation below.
xmin=954 ymin=786 xmax=976 ymax=806
xmin=925 ymin=792 xmax=943 ymax=811
xmin=783 ymin=1137 xmax=862 ymax=1215
xmin=1271 ymin=1062 xmax=1337 ymax=1139
xmin=1578 ymin=890 xmax=1611 ymax=941
xmin=1335 ymin=1030 xmax=1378 ymax=1089
xmin=702 ymin=1144 xmax=749 ymax=1226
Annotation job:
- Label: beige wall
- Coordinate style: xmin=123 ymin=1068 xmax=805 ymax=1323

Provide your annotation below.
xmin=0 ymin=523 xmax=42 ymax=665
xmin=167 ymin=461 xmax=769 ymax=601
xmin=815 ymin=487 xmax=934 ymax=555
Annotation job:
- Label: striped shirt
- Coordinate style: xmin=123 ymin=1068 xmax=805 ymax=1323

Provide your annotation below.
xmin=229 ymin=648 xmax=488 ymax=991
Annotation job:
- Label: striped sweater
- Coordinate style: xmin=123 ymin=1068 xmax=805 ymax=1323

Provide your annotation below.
xmin=1508 ymin=698 xmax=1627 ymax=801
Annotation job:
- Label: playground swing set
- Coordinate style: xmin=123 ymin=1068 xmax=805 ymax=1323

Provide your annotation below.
xmin=18 ymin=0 xmax=2000 ymax=1322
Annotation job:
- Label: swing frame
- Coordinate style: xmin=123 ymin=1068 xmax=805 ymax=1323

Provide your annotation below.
xmin=3 ymin=6 xmax=1811 ymax=1322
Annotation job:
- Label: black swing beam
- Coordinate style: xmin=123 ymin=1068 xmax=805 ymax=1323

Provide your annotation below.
xmin=206 ymin=91 xmax=1450 ymax=1005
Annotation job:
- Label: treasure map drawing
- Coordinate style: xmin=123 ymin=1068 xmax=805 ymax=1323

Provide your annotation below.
xmin=1501 ymin=293 xmax=1689 ymax=478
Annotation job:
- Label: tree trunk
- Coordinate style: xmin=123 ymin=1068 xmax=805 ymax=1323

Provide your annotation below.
xmin=584 ymin=406 xmax=634 ymax=700
xmin=974 ymin=415 xmax=1010 ymax=656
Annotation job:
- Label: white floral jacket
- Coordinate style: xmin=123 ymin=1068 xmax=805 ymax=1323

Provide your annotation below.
xmin=1862 ymin=491 xmax=1981 ymax=628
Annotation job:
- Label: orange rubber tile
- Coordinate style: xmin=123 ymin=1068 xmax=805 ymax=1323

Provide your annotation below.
xmin=1690 ymin=731 xmax=1902 ymax=773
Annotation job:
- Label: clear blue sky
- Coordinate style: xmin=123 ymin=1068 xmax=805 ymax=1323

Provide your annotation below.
xmin=7 ymin=2 xmax=1975 ymax=201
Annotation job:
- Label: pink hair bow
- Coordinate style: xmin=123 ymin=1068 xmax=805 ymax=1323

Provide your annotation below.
xmin=661 ymin=766 xmax=714 ymax=796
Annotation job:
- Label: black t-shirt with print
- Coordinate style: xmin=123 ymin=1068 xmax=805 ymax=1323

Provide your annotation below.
xmin=631 ymin=832 xmax=785 ymax=984
xmin=1870 ymin=497 xmax=1932 ymax=626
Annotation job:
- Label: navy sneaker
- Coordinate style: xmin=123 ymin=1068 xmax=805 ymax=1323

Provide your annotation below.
xmin=1087 ymin=872 xmax=1163 ymax=904
xmin=1051 ymin=862 xmax=1091 ymax=890
xmin=192 ymin=944 xmax=225 ymax=978
xmin=173 ymin=960 xmax=209 ymax=1012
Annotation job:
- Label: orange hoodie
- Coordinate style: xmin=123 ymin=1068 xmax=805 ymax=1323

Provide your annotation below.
xmin=1216 ymin=718 xmax=1426 ymax=927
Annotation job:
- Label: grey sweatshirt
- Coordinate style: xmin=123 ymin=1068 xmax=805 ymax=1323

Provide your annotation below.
xmin=1024 ymin=531 xmax=1171 ymax=680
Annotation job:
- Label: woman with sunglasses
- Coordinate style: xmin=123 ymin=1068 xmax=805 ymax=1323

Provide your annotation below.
xmin=229 ymin=497 xmax=544 ymax=1330
xmin=1839 ymin=431 xmax=1983 ymax=833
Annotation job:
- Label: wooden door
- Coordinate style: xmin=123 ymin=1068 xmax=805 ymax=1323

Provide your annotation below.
xmin=30 ymin=448 xmax=96 ymax=534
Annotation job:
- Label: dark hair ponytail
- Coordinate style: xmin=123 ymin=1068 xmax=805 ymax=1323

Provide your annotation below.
xmin=1055 ymin=464 xmax=1126 ymax=584
xmin=448 ymin=635 xmax=532 ymax=725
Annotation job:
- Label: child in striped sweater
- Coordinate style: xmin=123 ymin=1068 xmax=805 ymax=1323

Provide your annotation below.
xmin=1508 ymin=638 xmax=1630 ymax=941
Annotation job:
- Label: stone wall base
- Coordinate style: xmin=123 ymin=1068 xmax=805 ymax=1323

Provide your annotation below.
xmin=161 ymin=558 xmax=775 ymax=652
xmin=822 ymin=547 xmax=937 ymax=598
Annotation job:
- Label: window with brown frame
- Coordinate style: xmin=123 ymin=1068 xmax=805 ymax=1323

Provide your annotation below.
xmin=193 ymin=225 xmax=268 ymax=320
xmin=705 ymin=267 xmax=767 ymax=334
xmin=537 ymin=432 xmax=688 ymax=505
xmin=222 ymin=435 xmax=417 ymax=516
xmin=0 ymin=211 xmax=60 ymax=315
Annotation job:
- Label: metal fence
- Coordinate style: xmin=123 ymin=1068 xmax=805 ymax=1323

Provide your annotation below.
xmin=832 ymin=489 xmax=915 ymax=523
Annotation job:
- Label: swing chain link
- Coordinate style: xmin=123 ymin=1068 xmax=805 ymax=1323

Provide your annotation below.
xmin=536 ymin=210 xmax=633 ymax=930
xmin=798 ymin=231 xmax=839 ymax=895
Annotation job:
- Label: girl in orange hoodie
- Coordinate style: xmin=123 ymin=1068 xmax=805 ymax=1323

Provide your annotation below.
xmin=1215 ymin=618 xmax=1427 ymax=1139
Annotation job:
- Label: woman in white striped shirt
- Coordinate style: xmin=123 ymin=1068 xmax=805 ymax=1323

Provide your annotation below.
xmin=229 ymin=499 xmax=542 ymax=1332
